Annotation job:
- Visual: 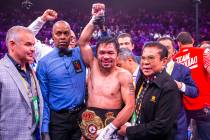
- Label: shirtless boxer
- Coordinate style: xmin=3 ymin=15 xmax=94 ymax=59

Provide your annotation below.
xmin=78 ymin=3 xmax=135 ymax=140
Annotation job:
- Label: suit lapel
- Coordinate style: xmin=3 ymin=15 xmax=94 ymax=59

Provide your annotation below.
xmin=171 ymin=62 xmax=178 ymax=77
xmin=135 ymin=67 xmax=141 ymax=84
xmin=2 ymin=55 xmax=31 ymax=108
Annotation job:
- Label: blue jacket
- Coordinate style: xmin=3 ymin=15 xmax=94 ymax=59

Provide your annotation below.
xmin=170 ymin=62 xmax=198 ymax=140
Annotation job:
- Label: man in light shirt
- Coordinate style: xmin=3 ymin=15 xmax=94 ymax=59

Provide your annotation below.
xmin=117 ymin=48 xmax=140 ymax=84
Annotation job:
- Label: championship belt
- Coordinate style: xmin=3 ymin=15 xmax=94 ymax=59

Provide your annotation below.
xmin=105 ymin=112 xmax=120 ymax=140
xmin=104 ymin=112 xmax=115 ymax=126
xmin=80 ymin=109 xmax=104 ymax=140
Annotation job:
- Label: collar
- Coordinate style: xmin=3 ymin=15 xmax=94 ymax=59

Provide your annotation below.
xmin=167 ymin=60 xmax=174 ymax=67
xmin=136 ymin=69 xmax=168 ymax=94
xmin=179 ymin=46 xmax=195 ymax=52
xmin=143 ymin=69 xmax=165 ymax=85
xmin=7 ymin=54 xmax=30 ymax=72
xmin=143 ymin=75 xmax=157 ymax=83
xmin=132 ymin=65 xmax=140 ymax=83
xmin=133 ymin=65 xmax=140 ymax=78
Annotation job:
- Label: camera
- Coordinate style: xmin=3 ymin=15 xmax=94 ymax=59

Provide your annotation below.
xmin=21 ymin=0 xmax=33 ymax=10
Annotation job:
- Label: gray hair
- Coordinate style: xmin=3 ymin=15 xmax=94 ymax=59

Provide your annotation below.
xmin=6 ymin=25 xmax=34 ymax=47
xmin=118 ymin=48 xmax=136 ymax=62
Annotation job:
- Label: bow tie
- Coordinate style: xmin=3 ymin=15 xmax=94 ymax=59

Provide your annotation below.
xmin=58 ymin=48 xmax=72 ymax=57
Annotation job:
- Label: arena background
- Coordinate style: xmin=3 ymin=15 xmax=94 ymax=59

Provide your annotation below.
xmin=0 ymin=0 xmax=210 ymax=57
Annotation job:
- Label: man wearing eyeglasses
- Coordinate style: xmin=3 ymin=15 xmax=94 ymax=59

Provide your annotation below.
xmin=118 ymin=42 xmax=181 ymax=140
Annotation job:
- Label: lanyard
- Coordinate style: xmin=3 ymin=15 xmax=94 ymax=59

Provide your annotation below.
xmin=20 ymin=73 xmax=40 ymax=125
xmin=131 ymin=83 xmax=144 ymax=125
xmin=136 ymin=83 xmax=144 ymax=101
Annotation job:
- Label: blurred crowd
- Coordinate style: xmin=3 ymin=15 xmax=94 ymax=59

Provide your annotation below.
xmin=0 ymin=8 xmax=210 ymax=58
xmin=0 ymin=4 xmax=210 ymax=140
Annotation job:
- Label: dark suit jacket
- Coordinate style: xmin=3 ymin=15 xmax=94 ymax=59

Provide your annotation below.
xmin=126 ymin=70 xmax=181 ymax=140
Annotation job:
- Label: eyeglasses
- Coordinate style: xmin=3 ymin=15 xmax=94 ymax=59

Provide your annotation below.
xmin=141 ymin=56 xmax=156 ymax=63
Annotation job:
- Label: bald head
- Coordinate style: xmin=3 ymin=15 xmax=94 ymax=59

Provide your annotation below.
xmin=52 ymin=20 xmax=71 ymax=48
xmin=52 ymin=20 xmax=71 ymax=33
